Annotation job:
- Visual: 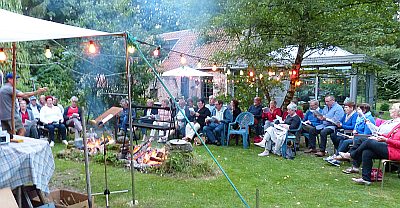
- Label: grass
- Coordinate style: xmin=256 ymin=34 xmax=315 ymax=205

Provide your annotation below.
xmin=50 ymin=142 xmax=400 ymax=208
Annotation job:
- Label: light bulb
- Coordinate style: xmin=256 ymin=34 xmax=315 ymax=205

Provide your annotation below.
xmin=180 ymin=54 xmax=187 ymax=65
xmin=197 ymin=60 xmax=202 ymax=68
xmin=88 ymin=40 xmax=96 ymax=54
xmin=153 ymin=47 xmax=160 ymax=57
xmin=212 ymin=63 xmax=217 ymax=71
xmin=0 ymin=48 xmax=6 ymax=62
xmin=128 ymin=45 xmax=135 ymax=54
xmin=280 ymin=72 xmax=284 ymax=76
xmin=239 ymin=70 xmax=244 ymax=76
xmin=45 ymin=46 xmax=52 ymax=58
xmin=259 ymin=74 xmax=263 ymax=79
xmin=226 ymin=68 xmax=231 ymax=75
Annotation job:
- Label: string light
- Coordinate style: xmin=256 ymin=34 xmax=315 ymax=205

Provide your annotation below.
xmin=259 ymin=74 xmax=263 ymax=79
xmin=153 ymin=46 xmax=160 ymax=57
xmin=45 ymin=45 xmax=52 ymax=58
xmin=0 ymin=48 xmax=6 ymax=61
xmin=280 ymin=72 xmax=284 ymax=76
xmin=180 ymin=54 xmax=187 ymax=65
xmin=212 ymin=63 xmax=217 ymax=71
xmin=127 ymin=45 xmax=136 ymax=54
xmin=88 ymin=40 xmax=96 ymax=54
xmin=226 ymin=68 xmax=231 ymax=75
xmin=239 ymin=70 xmax=244 ymax=76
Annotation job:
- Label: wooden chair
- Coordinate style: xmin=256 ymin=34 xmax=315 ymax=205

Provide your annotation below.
xmin=226 ymin=112 xmax=254 ymax=148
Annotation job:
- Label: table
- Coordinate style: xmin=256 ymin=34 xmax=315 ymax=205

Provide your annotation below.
xmin=0 ymin=136 xmax=54 ymax=194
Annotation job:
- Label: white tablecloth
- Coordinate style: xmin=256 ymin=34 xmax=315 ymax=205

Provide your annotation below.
xmin=0 ymin=136 xmax=54 ymax=193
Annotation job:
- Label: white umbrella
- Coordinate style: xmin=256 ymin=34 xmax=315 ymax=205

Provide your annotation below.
xmin=161 ymin=66 xmax=213 ymax=77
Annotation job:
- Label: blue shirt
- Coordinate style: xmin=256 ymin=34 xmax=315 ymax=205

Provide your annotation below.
xmin=354 ymin=111 xmax=375 ymax=135
xmin=316 ymin=102 xmax=344 ymax=130
xmin=339 ymin=112 xmax=358 ymax=130
xmin=303 ymin=108 xmax=322 ymax=127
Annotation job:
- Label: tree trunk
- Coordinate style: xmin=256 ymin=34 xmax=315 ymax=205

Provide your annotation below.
xmin=282 ymin=45 xmax=304 ymax=110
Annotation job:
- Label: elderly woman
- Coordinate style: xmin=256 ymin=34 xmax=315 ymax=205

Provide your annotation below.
xmin=256 ymin=103 xmax=301 ymax=156
xmin=339 ymin=103 xmax=400 ymax=174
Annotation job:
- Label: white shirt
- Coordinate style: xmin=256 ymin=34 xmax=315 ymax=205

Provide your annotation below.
xmin=215 ymin=108 xmax=224 ymax=121
xmin=29 ymin=104 xmax=40 ymax=119
xmin=40 ymin=105 xmax=63 ymax=124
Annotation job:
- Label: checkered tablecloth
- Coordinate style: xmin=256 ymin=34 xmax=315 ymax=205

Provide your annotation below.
xmin=0 ymin=136 xmax=54 ymax=193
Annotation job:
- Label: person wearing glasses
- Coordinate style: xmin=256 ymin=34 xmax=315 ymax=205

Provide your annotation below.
xmin=304 ymin=95 xmax=344 ymax=157
xmin=203 ymin=100 xmax=232 ymax=145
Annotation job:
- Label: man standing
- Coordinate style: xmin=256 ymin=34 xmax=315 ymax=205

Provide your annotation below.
xmin=304 ymin=95 xmax=344 ymax=157
xmin=0 ymin=73 xmax=47 ymax=135
xmin=203 ymin=100 xmax=232 ymax=145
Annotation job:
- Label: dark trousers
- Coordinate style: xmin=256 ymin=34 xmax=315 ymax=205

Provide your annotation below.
xmin=350 ymin=139 xmax=388 ymax=181
xmin=319 ymin=128 xmax=334 ymax=151
xmin=302 ymin=125 xmax=317 ymax=148
xmin=45 ymin=123 xmax=67 ymax=142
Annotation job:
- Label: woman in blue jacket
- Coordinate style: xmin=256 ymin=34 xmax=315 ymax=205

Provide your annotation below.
xmin=330 ymin=102 xmax=358 ymax=151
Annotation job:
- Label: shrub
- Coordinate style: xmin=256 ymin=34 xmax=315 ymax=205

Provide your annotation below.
xmin=380 ymin=103 xmax=390 ymax=111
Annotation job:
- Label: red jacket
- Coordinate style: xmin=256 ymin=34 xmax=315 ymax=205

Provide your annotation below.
xmin=282 ymin=110 xmax=304 ymax=120
xmin=262 ymin=108 xmax=283 ymax=122
xmin=383 ymin=123 xmax=400 ymax=160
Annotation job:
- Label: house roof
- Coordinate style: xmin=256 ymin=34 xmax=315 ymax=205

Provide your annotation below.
xmin=158 ymin=30 xmax=236 ymax=71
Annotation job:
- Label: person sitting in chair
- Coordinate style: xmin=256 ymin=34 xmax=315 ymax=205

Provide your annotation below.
xmin=139 ymin=99 xmax=158 ymax=135
xmin=256 ymin=103 xmax=301 ymax=156
xmin=248 ymin=97 xmax=263 ymax=136
xmin=40 ymin=96 xmax=67 ymax=147
xmin=19 ymin=99 xmax=39 ymax=139
xmin=183 ymin=99 xmax=211 ymax=142
xmin=203 ymin=100 xmax=232 ymax=145
xmin=149 ymin=99 xmax=172 ymax=143
xmin=63 ymin=96 xmax=83 ymax=140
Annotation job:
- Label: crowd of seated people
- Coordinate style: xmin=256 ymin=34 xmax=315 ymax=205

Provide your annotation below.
xmin=329 ymin=103 xmax=400 ymax=185
xmin=16 ymin=94 xmax=83 ymax=147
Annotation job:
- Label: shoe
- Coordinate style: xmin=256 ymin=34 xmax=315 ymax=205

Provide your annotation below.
xmin=352 ymin=178 xmax=371 ymax=185
xmin=327 ymin=159 xmax=341 ymax=167
xmin=304 ymin=148 xmax=317 ymax=153
xmin=62 ymin=140 xmax=68 ymax=145
xmin=254 ymin=141 xmax=266 ymax=148
xmin=314 ymin=151 xmax=326 ymax=157
xmin=258 ymin=150 xmax=270 ymax=157
xmin=49 ymin=141 xmax=55 ymax=147
xmin=343 ymin=167 xmax=360 ymax=174
xmin=323 ymin=156 xmax=334 ymax=161
xmin=335 ymin=152 xmax=351 ymax=161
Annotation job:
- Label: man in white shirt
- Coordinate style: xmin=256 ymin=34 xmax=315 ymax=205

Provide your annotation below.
xmin=203 ymin=100 xmax=232 ymax=145
xmin=40 ymin=96 xmax=67 ymax=147
xmin=28 ymin=96 xmax=41 ymax=120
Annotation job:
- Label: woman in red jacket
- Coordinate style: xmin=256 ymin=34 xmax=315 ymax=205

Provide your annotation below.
xmin=341 ymin=122 xmax=400 ymax=185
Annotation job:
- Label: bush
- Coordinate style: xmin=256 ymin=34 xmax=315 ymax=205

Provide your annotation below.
xmin=380 ymin=103 xmax=390 ymax=111
xmin=150 ymin=151 xmax=220 ymax=178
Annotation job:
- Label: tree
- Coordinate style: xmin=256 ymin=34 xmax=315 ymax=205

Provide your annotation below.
xmin=210 ymin=0 xmax=400 ymax=107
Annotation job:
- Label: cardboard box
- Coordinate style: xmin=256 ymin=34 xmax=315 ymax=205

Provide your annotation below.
xmin=49 ymin=189 xmax=93 ymax=208
xmin=0 ymin=187 xmax=18 ymax=208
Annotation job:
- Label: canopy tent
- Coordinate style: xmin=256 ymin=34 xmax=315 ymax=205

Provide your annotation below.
xmin=0 ymin=9 xmax=131 ymax=207
xmin=0 ymin=9 xmax=110 ymax=42
xmin=162 ymin=66 xmax=213 ymax=77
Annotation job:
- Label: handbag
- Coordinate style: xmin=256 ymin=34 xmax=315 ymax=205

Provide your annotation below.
xmin=371 ymin=168 xmax=383 ymax=181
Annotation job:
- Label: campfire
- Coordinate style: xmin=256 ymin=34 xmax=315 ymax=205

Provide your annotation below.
xmin=129 ymin=140 xmax=168 ymax=170
xmin=86 ymin=134 xmax=115 ymax=155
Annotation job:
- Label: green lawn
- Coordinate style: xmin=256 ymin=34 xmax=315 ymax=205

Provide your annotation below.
xmin=51 ymin=143 xmax=400 ymax=208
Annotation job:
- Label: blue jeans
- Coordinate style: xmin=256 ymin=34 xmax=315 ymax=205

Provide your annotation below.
xmin=44 ymin=123 xmax=67 ymax=142
xmin=203 ymin=122 xmax=225 ymax=143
